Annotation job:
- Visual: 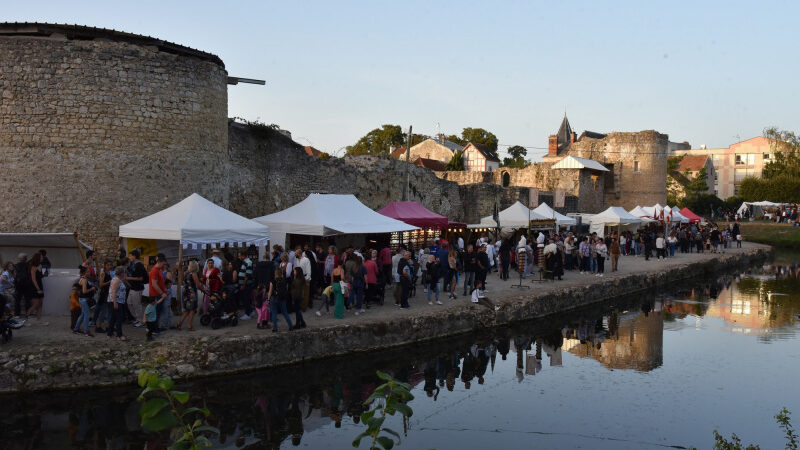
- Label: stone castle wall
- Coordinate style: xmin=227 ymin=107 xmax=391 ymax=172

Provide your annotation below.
xmin=0 ymin=32 xmax=229 ymax=251
xmin=565 ymin=130 xmax=668 ymax=209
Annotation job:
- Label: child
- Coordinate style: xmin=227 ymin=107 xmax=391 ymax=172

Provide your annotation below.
xmin=470 ymin=281 xmax=499 ymax=311
xmin=69 ymin=283 xmax=81 ymax=330
xmin=143 ymin=295 xmax=163 ymax=341
xmin=254 ymin=284 xmax=270 ymax=329
xmin=158 ymin=279 xmax=173 ymax=331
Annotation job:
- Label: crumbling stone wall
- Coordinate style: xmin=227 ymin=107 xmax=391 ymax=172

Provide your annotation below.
xmin=0 ymin=31 xmax=229 ymax=253
xmin=227 ymin=122 xmax=464 ymax=220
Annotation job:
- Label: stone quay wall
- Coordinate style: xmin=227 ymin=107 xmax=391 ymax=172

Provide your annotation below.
xmin=0 ymin=29 xmax=229 ymax=252
xmin=0 ymin=245 xmax=771 ymax=393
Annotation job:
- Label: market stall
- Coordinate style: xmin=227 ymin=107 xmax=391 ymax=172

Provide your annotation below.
xmin=120 ymin=193 xmax=271 ymax=300
xmin=628 ymin=206 xmax=659 ymax=223
xmin=589 ymin=207 xmax=643 ymax=237
xmin=479 ymin=201 xmax=549 ymax=228
xmin=678 ymin=208 xmax=704 ymax=224
xmin=532 ymin=202 xmax=577 ymax=226
xmin=736 ymin=201 xmax=787 ymax=219
xmin=377 ymin=201 xmax=450 ymax=249
xmin=253 ymin=194 xmax=418 ymax=250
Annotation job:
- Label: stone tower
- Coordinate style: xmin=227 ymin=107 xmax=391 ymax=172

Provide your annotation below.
xmin=0 ymin=23 xmax=229 ymax=251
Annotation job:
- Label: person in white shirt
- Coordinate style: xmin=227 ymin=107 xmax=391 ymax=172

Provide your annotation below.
xmin=296 ymin=249 xmax=312 ymax=281
xmin=517 ymin=234 xmax=527 ymax=250
xmin=457 ymin=236 xmax=465 ymax=251
xmin=470 ymin=281 xmax=499 ymax=311
xmin=655 ymin=234 xmax=666 ymax=260
xmin=486 ymin=240 xmax=496 ymax=272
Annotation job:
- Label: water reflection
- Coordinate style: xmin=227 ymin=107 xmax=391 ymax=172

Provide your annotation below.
xmin=3 ymin=262 xmax=800 ymax=449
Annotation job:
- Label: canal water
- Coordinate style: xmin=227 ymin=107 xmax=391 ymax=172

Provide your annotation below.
xmin=3 ymin=258 xmax=800 ymax=449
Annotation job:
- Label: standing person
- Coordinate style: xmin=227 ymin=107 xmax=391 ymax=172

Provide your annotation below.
xmin=485 ymin=239 xmax=496 ymax=274
xmin=400 ymin=252 xmax=412 ymax=309
xmin=126 ymin=250 xmax=147 ymax=328
xmin=202 ymin=259 xmax=222 ymax=299
xmin=391 ymin=249 xmax=404 ymax=305
xmin=148 ymin=257 xmax=168 ymax=316
xmin=595 ymin=238 xmax=607 ymax=277
xmin=476 ymin=244 xmax=490 ymax=289
xmin=291 ymin=267 xmax=307 ymax=328
xmin=12 ymin=254 xmax=30 ymax=318
xmin=175 ymin=261 xmax=199 ymax=331
xmin=269 ymin=269 xmax=293 ymax=332
xmin=220 ymin=260 xmax=238 ymax=313
xmin=73 ymin=266 xmax=96 ymax=336
xmin=280 ymin=252 xmax=293 ymax=279
xmin=92 ymin=260 xmax=113 ymax=332
xmin=447 ymin=249 xmax=458 ymax=299
xmin=610 ymin=238 xmax=621 ymax=272
xmin=426 ymin=255 xmax=441 ymax=305
xmin=462 ymin=245 xmax=477 ymax=296
xmin=27 ymin=253 xmax=45 ymax=320
xmin=0 ymin=262 xmax=15 ymax=306
xmin=331 ymin=263 xmax=346 ymax=319
xmin=655 ymin=233 xmax=666 ymax=260
xmin=363 ymin=251 xmax=379 ymax=306
xmin=564 ymin=236 xmax=575 ymax=270
xmin=350 ymin=255 xmax=367 ymax=315
xmin=303 ymin=250 xmax=317 ymax=310
xmin=324 ymin=246 xmax=338 ymax=284
xmin=379 ymin=245 xmax=392 ymax=286
xmin=107 ymin=266 xmax=127 ymax=340
xmin=499 ymin=239 xmax=511 ymax=280
xmin=237 ymin=251 xmax=255 ymax=320
xmin=668 ymin=233 xmax=678 ymax=257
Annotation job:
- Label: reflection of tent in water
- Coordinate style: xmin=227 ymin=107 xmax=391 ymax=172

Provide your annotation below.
xmin=565 ymin=310 xmax=664 ymax=372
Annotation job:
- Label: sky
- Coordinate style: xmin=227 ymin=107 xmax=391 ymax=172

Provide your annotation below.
xmin=6 ymin=0 xmax=799 ymax=160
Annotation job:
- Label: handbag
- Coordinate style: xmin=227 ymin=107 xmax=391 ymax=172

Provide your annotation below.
xmin=339 ymin=281 xmax=349 ymax=296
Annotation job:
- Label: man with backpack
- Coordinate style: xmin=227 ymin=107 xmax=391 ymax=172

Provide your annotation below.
xmin=13 ymin=253 xmax=32 ymax=318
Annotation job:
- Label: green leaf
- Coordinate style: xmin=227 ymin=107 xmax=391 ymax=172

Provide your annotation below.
xmin=394 ymin=403 xmax=413 ymax=417
xmin=376 ymin=436 xmax=395 ymax=449
xmin=364 ymin=388 xmax=388 ymax=406
xmin=376 ymin=370 xmax=393 ymax=381
xmin=352 ymin=431 xmax=370 ymax=447
xmin=146 ymin=373 xmax=161 ymax=389
xmin=171 ymin=390 xmax=190 ymax=404
xmin=140 ymin=398 xmax=169 ymax=420
xmin=181 ymin=407 xmax=208 ymax=418
xmin=194 ymin=425 xmax=220 ymax=435
xmin=137 ymin=386 xmax=154 ymax=401
xmin=141 ymin=409 xmax=179 ymax=432
xmin=158 ymin=377 xmax=174 ymax=391
xmin=137 ymin=369 xmax=150 ymax=387
xmin=360 ymin=410 xmax=375 ymax=424
xmin=381 ymin=427 xmax=401 ymax=442
xmin=366 ymin=416 xmax=385 ymax=431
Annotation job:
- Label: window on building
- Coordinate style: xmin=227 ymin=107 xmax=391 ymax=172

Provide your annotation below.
xmin=763 ymin=152 xmax=772 ymax=161
xmin=502 ymin=172 xmax=510 ymax=187
xmin=633 ymin=160 xmax=640 ymax=173
xmin=735 ymin=154 xmax=744 ymax=165
xmin=714 ymin=172 xmax=718 ymax=181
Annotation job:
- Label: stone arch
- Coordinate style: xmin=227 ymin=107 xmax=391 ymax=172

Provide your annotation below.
xmin=501 ymin=171 xmax=511 ymax=187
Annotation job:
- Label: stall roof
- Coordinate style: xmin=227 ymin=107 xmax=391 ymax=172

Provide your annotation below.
xmin=678 ymin=208 xmax=704 ymax=223
xmin=551 ymin=156 xmax=609 ymax=171
xmin=0 ymin=232 xmax=90 ymax=269
xmin=480 ymin=201 xmax=549 ymax=228
xmin=119 ymin=193 xmax=270 ymax=247
xmin=628 ymin=206 xmax=659 ymax=223
xmin=532 ymin=202 xmax=577 ymax=225
xmin=253 ymin=194 xmax=418 ymax=245
xmin=589 ymin=207 xmax=644 ymax=225
xmin=377 ymin=201 xmax=449 ymax=228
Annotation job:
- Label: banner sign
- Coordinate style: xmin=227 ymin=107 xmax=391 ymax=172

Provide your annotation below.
xmin=554 ymin=189 xmax=566 ymax=208
xmin=528 ymin=188 xmax=538 ymax=208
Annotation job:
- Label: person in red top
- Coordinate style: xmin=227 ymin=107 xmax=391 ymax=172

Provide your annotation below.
xmin=202 ymin=258 xmax=222 ymax=294
xmin=379 ymin=247 xmax=392 ymax=286
xmin=364 ymin=250 xmax=380 ymax=305
xmin=148 ymin=257 xmax=167 ymax=302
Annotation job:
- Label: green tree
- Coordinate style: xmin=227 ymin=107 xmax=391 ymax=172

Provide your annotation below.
xmin=445 ymin=150 xmax=464 ymax=171
xmin=685 ymin=167 xmax=709 ymax=196
xmin=347 ymin=125 xmax=405 ymax=156
xmin=461 ymin=127 xmax=499 ymax=159
xmin=502 ymin=145 xmax=528 ymax=168
xmin=444 ymin=134 xmax=466 ymax=146
xmin=762 ymin=127 xmax=800 ymax=179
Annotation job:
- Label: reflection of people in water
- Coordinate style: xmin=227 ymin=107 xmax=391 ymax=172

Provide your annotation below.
xmin=287 ymin=394 xmax=305 ymax=446
xmin=423 ymin=360 xmax=440 ymax=400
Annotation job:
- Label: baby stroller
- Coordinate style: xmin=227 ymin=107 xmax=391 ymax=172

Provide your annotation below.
xmin=200 ymin=293 xmax=239 ymax=329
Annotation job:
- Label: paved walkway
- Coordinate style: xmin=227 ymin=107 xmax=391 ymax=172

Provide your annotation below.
xmin=2 ymin=242 xmax=766 ymax=354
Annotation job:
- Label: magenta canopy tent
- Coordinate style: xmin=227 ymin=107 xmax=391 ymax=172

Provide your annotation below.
xmin=378 ymin=201 xmax=450 ymax=228
xmin=679 ymin=207 xmax=704 ymax=223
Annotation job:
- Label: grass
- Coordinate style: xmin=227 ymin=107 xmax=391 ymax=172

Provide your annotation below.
xmin=727 ymin=221 xmax=800 ymax=251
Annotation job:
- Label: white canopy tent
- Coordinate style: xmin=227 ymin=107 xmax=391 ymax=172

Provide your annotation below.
xmin=253 ymin=194 xmax=419 ymax=248
xmin=532 ymin=202 xmax=577 ymax=226
xmin=479 ymin=201 xmax=549 ymax=228
xmin=119 ymin=193 xmax=270 ymax=248
xmin=628 ymin=206 xmax=658 ymax=223
xmin=666 ymin=205 xmax=690 ymax=224
xmin=589 ymin=207 xmax=643 ymax=237
xmin=736 ymin=201 xmax=786 ymax=217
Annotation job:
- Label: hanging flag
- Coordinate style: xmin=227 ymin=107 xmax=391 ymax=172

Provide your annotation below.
xmin=493 ymin=201 xmax=500 ymax=229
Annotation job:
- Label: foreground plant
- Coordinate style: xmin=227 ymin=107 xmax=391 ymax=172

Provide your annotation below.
xmin=137 ymin=369 xmax=219 ymax=449
xmin=712 ymin=407 xmax=797 ymax=450
xmin=353 ymin=370 xmax=415 ymax=450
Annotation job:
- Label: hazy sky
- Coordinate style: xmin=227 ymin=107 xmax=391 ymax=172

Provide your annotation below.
xmin=7 ymin=0 xmax=799 ymax=159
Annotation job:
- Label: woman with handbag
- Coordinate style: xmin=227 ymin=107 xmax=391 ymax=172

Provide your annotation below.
xmin=332 ymin=262 xmax=346 ymax=319
xmin=270 ymin=269 xmax=293 ymax=332
xmin=175 ymin=261 xmax=200 ymax=331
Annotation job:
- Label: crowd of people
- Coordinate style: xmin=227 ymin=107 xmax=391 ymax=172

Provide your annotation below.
xmin=0 ymin=218 xmax=746 ymax=342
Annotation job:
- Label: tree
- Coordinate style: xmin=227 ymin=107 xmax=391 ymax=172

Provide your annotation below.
xmin=684 ymin=167 xmax=709 ymax=196
xmin=347 ymin=125 xmax=405 ymax=156
xmin=445 ymin=150 xmax=464 ymax=171
xmin=444 ymin=134 xmax=466 ymax=146
xmin=762 ymin=127 xmax=800 ymax=179
xmin=502 ymin=145 xmax=528 ymax=168
xmin=460 ymin=127 xmax=499 ymax=159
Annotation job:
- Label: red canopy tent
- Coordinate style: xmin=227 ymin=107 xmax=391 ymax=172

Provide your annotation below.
xmin=377 ymin=201 xmax=449 ymax=228
xmin=679 ymin=207 xmax=704 ymax=223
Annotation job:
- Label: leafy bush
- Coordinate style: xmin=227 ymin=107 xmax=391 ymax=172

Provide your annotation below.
xmin=739 ymin=176 xmax=800 ymax=203
xmin=353 ymin=371 xmax=415 ymax=450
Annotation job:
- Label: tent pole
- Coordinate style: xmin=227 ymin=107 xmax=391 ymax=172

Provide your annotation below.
xmin=73 ymin=232 xmax=86 ymax=261
xmin=177 ymin=244 xmax=183 ymax=305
